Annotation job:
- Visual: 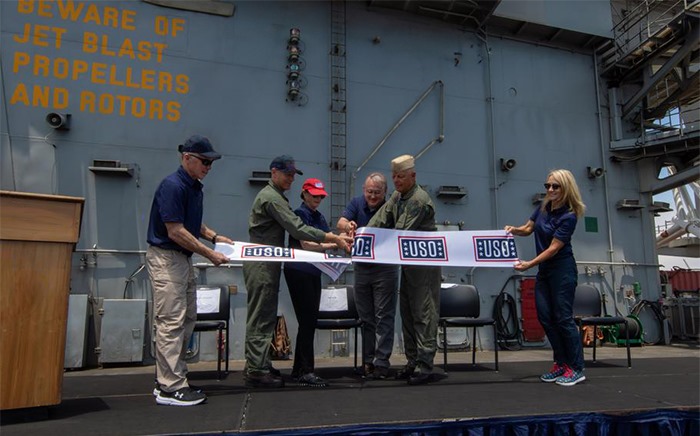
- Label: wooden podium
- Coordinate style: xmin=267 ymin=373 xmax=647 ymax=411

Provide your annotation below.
xmin=0 ymin=191 xmax=84 ymax=410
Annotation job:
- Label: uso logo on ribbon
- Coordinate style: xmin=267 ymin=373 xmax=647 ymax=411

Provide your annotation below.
xmin=242 ymin=245 xmax=294 ymax=258
xmin=399 ymin=236 xmax=447 ymax=261
xmin=352 ymin=234 xmax=375 ymax=259
xmin=473 ymin=236 xmax=518 ymax=262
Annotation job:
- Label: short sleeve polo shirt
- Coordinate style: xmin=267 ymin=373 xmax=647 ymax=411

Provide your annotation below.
xmin=530 ymin=204 xmax=577 ymax=262
xmin=341 ymin=195 xmax=383 ymax=227
xmin=147 ymin=166 xmax=204 ymax=256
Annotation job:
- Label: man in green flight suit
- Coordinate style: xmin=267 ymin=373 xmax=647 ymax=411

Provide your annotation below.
xmin=243 ymin=155 xmax=352 ymax=388
xmin=367 ymin=154 xmax=441 ymax=385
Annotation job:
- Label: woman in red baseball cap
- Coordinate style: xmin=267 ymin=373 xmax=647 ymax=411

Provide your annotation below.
xmin=284 ymin=178 xmax=335 ymax=387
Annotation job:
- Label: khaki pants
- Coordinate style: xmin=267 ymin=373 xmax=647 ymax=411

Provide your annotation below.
xmin=147 ymin=246 xmax=197 ymax=392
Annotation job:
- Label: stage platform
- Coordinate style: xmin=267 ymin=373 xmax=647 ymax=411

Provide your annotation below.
xmin=2 ymin=343 xmax=698 ymax=435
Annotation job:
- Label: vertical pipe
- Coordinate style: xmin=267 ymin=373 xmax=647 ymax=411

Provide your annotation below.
xmin=476 ymin=32 xmax=498 ymax=227
xmin=609 ymin=88 xmax=623 ymax=141
xmin=593 ymin=51 xmax=617 ymax=289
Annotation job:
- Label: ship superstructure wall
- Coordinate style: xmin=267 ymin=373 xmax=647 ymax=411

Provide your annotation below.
xmin=0 ymin=1 xmax=660 ymax=362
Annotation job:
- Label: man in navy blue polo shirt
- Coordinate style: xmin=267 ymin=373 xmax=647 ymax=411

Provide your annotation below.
xmin=337 ymin=172 xmax=399 ymax=379
xmin=146 ymin=134 xmax=233 ymax=406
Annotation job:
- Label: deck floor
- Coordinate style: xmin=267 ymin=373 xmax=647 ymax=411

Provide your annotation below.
xmin=1 ymin=343 xmax=698 ymax=435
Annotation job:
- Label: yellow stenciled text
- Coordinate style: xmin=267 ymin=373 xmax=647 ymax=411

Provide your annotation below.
xmin=17 ymin=0 xmax=137 ymax=31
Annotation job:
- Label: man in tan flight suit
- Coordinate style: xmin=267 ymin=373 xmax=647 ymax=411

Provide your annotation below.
xmin=367 ymin=154 xmax=441 ymax=385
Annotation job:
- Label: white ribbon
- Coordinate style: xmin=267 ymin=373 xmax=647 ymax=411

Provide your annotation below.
xmin=214 ymin=228 xmax=518 ymax=281
xmin=352 ymin=227 xmax=518 ymax=267
xmin=215 ymin=242 xmax=350 ymax=281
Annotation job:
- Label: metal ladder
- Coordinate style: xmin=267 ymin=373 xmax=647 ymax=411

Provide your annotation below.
xmin=329 ymin=0 xmax=347 ymax=234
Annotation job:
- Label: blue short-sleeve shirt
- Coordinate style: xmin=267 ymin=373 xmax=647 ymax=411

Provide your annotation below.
xmin=530 ymin=204 xmax=577 ymax=263
xmin=341 ymin=195 xmax=383 ymax=228
xmin=147 ymin=166 xmax=204 ymax=256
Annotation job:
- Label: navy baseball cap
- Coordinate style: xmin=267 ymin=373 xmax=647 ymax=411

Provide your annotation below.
xmin=178 ymin=135 xmax=222 ymax=160
xmin=270 ymin=155 xmax=303 ymax=175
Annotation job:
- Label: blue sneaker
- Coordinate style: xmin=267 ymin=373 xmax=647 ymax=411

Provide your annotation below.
xmin=556 ymin=367 xmax=586 ymax=386
xmin=540 ymin=363 xmax=567 ymax=383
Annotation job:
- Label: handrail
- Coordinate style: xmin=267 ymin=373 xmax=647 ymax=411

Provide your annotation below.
xmin=350 ymin=80 xmax=444 ymax=196
xmin=607 ymin=0 xmax=689 ymax=65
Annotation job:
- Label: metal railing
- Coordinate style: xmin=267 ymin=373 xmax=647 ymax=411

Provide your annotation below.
xmin=602 ymin=0 xmax=695 ymax=70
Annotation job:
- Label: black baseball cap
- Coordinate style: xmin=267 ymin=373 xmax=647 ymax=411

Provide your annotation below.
xmin=178 ymin=135 xmax=222 ymax=160
xmin=270 ymin=155 xmax=303 ymax=175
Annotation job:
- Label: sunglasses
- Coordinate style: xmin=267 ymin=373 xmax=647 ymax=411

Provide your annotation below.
xmin=544 ymin=183 xmax=561 ymax=191
xmin=187 ymin=154 xmax=214 ymax=167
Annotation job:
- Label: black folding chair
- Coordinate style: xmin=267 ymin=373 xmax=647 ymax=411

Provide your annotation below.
xmin=574 ymin=284 xmax=632 ymax=368
xmin=194 ymin=285 xmax=231 ymax=379
xmin=315 ymin=285 xmax=362 ymax=372
xmin=439 ymin=284 xmax=498 ymax=372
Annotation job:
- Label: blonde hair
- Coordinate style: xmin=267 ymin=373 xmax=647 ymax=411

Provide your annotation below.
xmin=541 ymin=169 xmax=586 ymax=218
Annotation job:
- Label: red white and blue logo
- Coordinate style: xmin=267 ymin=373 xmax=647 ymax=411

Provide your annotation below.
xmin=352 ymin=234 xmax=375 ymax=259
xmin=473 ymin=236 xmax=517 ymax=262
xmin=242 ymin=245 xmax=294 ymax=258
xmin=398 ymin=236 xmax=447 ymax=261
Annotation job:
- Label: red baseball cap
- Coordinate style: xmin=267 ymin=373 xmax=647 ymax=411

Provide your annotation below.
xmin=302 ymin=178 xmax=328 ymax=197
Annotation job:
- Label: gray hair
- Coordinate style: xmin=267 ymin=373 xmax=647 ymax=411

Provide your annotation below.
xmin=364 ymin=172 xmax=387 ymax=191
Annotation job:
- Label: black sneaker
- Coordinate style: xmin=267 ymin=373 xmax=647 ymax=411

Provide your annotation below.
xmin=268 ymin=366 xmax=282 ymax=378
xmin=245 ymin=371 xmax=285 ymax=388
xmin=395 ymin=364 xmax=416 ymax=380
xmin=153 ymin=383 xmax=202 ymax=397
xmin=369 ymin=366 xmax=389 ymax=380
xmin=244 ymin=363 xmax=282 ymax=378
xmin=156 ymin=387 xmax=206 ymax=406
xmin=297 ymin=373 xmax=328 ymax=387
xmin=407 ymin=372 xmax=433 ymax=386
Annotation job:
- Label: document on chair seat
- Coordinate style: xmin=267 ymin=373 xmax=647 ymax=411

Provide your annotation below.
xmin=319 ymin=287 xmax=348 ymax=312
xmin=441 ymin=283 xmax=459 ymax=289
xmin=196 ymin=287 xmax=220 ymax=314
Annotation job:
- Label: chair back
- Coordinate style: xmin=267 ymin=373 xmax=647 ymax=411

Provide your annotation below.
xmin=573 ymin=284 xmax=602 ymax=317
xmin=317 ymin=285 xmax=358 ymax=320
xmin=440 ymin=284 xmax=480 ymax=318
xmin=195 ymin=285 xmax=230 ymax=322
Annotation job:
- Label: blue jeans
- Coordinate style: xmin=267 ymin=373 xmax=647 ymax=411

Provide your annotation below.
xmin=535 ymin=257 xmax=584 ymax=372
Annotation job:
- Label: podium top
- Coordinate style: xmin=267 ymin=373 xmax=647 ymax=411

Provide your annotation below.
xmin=1 ymin=190 xmax=84 ymax=244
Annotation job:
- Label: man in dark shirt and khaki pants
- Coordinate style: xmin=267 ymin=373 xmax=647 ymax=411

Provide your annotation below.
xmin=146 ymin=135 xmax=233 ymax=406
